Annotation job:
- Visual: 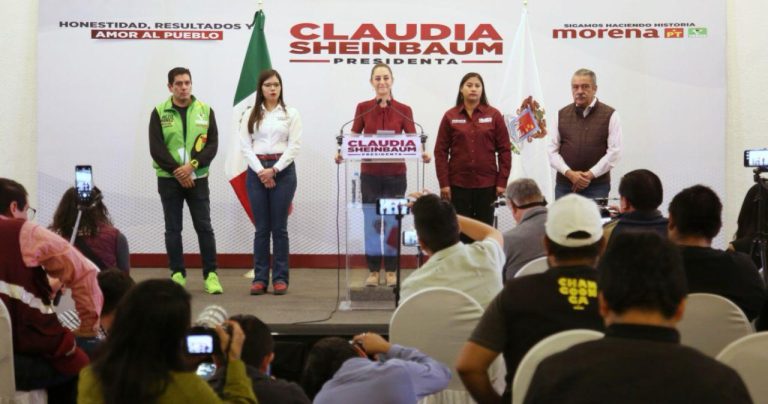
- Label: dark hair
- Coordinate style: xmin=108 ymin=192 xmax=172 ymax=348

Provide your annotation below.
xmin=618 ymin=169 xmax=663 ymax=211
xmin=247 ymin=69 xmax=286 ymax=134
xmin=455 ymin=72 xmax=489 ymax=107
xmin=97 ymin=268 xmax=135 ymax=317
xmin=91 ymin=279 xmax=191 ymax=404
xmin=301 ymin=337 xmax=358 ymax=399
xmin=167 ymin=67 xmax=191 ymax=85
xmin=668 ymin=185 xmax=722 ymax=240
xmin=0 ymin=178 xmax=27 ymax=216
xmin=598 ymin=232 xmax=687 ymax=318
xmin=229 ymin=314 xmax=273 ymax=368
xmin=735 ymin=184 xmax=759 ymax=240
xmin=545 ymin=236 xmax=603 ymax=262
xmin=50 ymin=187 xmax=113 ymax=238
xmin=412 ymin=194 xmax=460 ymax=252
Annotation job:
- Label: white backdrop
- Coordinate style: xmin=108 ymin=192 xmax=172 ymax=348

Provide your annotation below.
xmin=37 ymin=0 xmax=725 ymax=255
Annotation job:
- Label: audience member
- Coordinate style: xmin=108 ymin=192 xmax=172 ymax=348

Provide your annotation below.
xmin=78 ymin=279 xmax=256 ymax=403
xmin=603 ymin=168 xmax=668 ymax=243
xmin=455 ymin=194 xmax=605 ymax=404
xmin=401 ymin=192 xmax=503 ymax=307
xmin=668 ymin=185 xmax=765 ymax=320
xmin=523 ymin=232 xmax=752 ymax=404
xmin=729 ymin=184 xmax=763 ymax=269
xmin=302 ymin=332 xmax=450 ymax=403
xmin=57 ymin=268 xmax=135 ymax=339
xmin=209 ymin=314 xmax=310 ymax=404
xmin=50 ymin=186 xmax=130 ymax=272
xmin=0 ymin=178 xmax=102 ymax=399
xmin=501 ymin=178 xmax=547 ymax=280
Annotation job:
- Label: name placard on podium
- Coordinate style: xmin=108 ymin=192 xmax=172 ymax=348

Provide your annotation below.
xmin=340 ymin=134 xmax=421 ymax=160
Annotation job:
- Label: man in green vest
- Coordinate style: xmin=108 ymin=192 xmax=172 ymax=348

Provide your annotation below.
xmin=548 ymin=68 xmax=623 ymax=200
xmin=149 ymin=67 xmax=222 ymax=294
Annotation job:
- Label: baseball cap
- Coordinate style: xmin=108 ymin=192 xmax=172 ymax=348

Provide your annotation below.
xmin=545 ymin=194 xmax=603 ymax=247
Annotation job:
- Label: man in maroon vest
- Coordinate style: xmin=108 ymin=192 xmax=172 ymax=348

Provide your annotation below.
xmin=0 ymin=178 xmax=102 ymax=397
xmin=548 ymin=68 xmax=622 ymax=200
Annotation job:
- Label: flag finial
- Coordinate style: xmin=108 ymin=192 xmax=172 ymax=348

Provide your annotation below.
xmin=523 ymin=0 xmax=528 ymax=8
xmin=258 ymin=0 xmax=264 ymax=11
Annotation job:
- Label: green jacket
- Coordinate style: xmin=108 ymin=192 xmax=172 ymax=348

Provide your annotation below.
xmin=153 ymin=96 xmax=211 ymax=178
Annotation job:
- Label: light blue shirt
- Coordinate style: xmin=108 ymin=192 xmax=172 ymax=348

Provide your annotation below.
xmin=313 ymin=345 xmax=451 ymax=404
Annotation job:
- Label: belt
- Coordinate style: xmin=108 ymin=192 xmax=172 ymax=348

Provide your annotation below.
xmin=256 ymin=153 xmax=282 ymax=161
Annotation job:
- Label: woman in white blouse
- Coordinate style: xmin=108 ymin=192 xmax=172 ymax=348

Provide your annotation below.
xmin=240 ymin=69 xmax=302 ymax=295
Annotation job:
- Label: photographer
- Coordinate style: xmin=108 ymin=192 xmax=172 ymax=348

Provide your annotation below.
xmin=78 ymin=279 xmax=256 ymax=404
xmin=400 ymin=192 xmax=504 ymax=308
xmin=302 ymin=332 xmax=450 ymax=403
xmin=50 ymin=186 xmax=130 ymax=272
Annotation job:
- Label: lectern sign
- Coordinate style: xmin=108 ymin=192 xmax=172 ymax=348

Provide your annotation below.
xmin=341 ymin=134 xmax=420 ymax=160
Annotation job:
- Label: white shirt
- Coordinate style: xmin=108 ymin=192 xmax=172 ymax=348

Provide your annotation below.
xmin=401 ymin=238 xmax=504 ymax=308
xmin=239 ymin=104 xmax=302 ymax=172
xmin=547 ymin=97 xmax=622 ymax=178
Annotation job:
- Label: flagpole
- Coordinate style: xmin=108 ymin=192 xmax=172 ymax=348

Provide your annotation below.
xmin=257 ymin=0 xmax=264 ymax=11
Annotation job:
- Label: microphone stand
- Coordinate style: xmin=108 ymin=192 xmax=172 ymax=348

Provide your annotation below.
xmin=394 ymin=210 xmax=404 ymax=308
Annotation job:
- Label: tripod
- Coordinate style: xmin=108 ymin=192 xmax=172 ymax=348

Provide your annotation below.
xmin=752 ymin=168 xmax=768 ymax=284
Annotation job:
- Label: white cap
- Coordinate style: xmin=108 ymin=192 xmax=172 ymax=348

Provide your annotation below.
xmin=545 ymin=194 xmax=603 ymax=247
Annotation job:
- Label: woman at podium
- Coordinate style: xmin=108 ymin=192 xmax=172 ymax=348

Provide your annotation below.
xmin=351 ymin=63 xmax=416 ymax=288
xmin=434 ymin=72 xmax=511 ymax=234
xmin=239 ymin=69 xmax=302 ymax=296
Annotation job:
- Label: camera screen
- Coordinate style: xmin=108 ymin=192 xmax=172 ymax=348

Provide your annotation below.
xmin=377 ymin=198 xmax=409 ymax=215
xmin=402 ymin=230 xmax=418 ymax=246
xmin=186 ymin=334 xmax=214 ymax=355
xmin=75 ymin=165 xmax=93 ymax=202
xmin=745 ymin=149 xmax=768 ymax=167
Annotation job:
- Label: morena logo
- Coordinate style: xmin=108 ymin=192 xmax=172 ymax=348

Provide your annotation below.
xmin=288 ymin=23 xmax=504 ymax=65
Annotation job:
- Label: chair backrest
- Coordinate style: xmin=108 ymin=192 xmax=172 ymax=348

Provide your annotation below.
xmin=390 ymin=287 xmax=489 ymax=393
xmin=678 ymin=293 xmax=754 ymax=357
xmin=512 ymin=329 xmax=604 ymax=404
xmin=716 ymin=332 xmax=768 ymax=403
xmin=0 ymin=297 xmax=17 ymax=398
xmin=514 ymin=257 xmax=549 ymax=278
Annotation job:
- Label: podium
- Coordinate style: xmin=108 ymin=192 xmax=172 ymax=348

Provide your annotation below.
xmin=337 ymin=133 xmax=426 ymax=310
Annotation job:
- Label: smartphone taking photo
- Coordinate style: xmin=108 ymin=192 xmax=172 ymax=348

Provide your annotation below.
xmin=75 ymin=165 xmax=94 ymax=205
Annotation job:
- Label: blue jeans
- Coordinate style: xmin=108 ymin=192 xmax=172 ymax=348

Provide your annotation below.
xmin=157 ymin=177 xmax=217 ymax=278
xmin=246 ymin=162 xmax=297 ymax=286
xmin=555 ymin=181 xmax=610 ymax=200
xmin=361 ymin=174 xmax=407 ymax=272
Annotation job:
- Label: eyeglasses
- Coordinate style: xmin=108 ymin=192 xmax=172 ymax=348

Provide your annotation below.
xmin=26 ymin=206 xmax=36 ymax=220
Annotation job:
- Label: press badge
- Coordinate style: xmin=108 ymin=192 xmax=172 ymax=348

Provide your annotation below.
xmin=479 ymin=117 xmax=493 ymax=123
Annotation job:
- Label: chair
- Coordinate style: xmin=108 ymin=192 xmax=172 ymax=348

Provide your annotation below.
xmin=716 ymin=332 xmax=768 ymax=403
xmin=511 ymin=329 xmax=603 ymax=404
xmin=390 ymin=287 xmax=505 ymax=404
xmin=0 ymin=298 xmax=47 ymax=404
xmin=678 ymin=293 xmax=753 ymax=357
xmin=514 ymin=257 xmax=548 ymax=278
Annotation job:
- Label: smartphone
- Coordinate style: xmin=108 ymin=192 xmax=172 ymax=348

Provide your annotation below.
xmin=402 ymin=230 xmax=419 ymax=247
xmin=75 ymin=165 xmax=94 ymax=204
xmin=377 ymin=198 xmax=410 ymax=216
xmin=744 ymin=149 xmax=768 ymax=167
xmin=185 ymin=329 xmax=216 ymax=356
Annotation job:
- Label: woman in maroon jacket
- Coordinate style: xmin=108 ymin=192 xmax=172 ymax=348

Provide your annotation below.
xmin=342 ymin=63 xmax=419 ymax=287
xmin=435 ymin=72 xmax=512 ymax=233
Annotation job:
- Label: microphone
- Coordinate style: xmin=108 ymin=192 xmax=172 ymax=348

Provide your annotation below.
xmin=194 ymin=305 xmax=228 ymax=328
xmin=383 ymin=99 xmax=426 ymax=137
xmin=337 ymin=99 xmax=382 ymax=148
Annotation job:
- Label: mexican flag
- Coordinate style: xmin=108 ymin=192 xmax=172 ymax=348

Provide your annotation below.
xmin=225 ymin=10 xmax=272 ymax=223
xmin=497 ymin=7 xmax=553 ymax=202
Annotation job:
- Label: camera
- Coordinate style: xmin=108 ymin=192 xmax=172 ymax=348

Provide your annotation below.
xmin=185 ymin=327 xmax=219 ymax=356
xmin=377 ymin=198 xmax=410 ymax=216
xmin=402 ymin=230 xmax=419 ymax=247
xmin=744 ymin=149 xmax=768 ymax=168
xmin=75 ymin=165 xmax=94 ymax=205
